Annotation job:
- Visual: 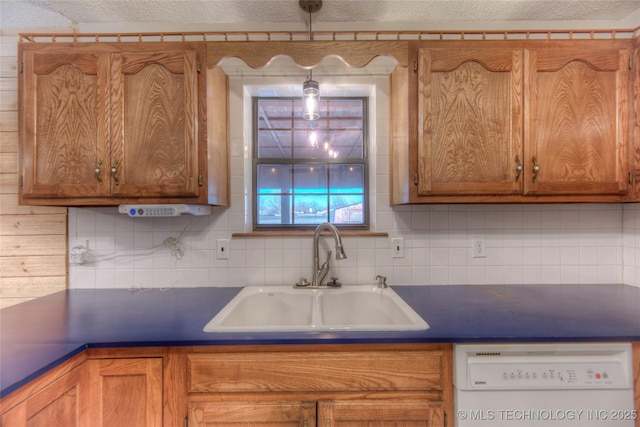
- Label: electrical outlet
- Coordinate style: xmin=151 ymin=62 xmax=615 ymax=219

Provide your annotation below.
xmin=473 ymin=238 xmax=486 ymax=258
xmin=392 ymin=238 xmax=404 ymax=258
xmin=69 ymin=245 xmax=88 ymax=265
xmin=216 ymin=239 xmax=230 ymax=260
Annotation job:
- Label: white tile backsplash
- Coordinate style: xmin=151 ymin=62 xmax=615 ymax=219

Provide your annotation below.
xmin=68 ymin=202 xmax=630 ymax=289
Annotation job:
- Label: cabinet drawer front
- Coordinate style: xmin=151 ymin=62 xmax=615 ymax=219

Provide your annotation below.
xmin=318 ymin=399 xmax=444 ymax=426
xmin=188 ymin=351 xmax=445 ymax=393
xmin=189 ymin=401 xmax=316 ymax=426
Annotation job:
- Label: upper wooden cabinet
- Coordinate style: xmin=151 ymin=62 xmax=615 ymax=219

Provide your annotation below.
xmin=392 ymin=40 xmax=632 ymax=204
xmin=416 ymin=47 xmax=523 ymax=196
xmin=524 ymin=46 xmax=629 ymax=196
xmin=110 ymin=50 xmax=200 ymax=199
xmin=18 ymin=42 xmax=228 ymax=206
xmin=20 ymin=49 xmax=111 ymax=201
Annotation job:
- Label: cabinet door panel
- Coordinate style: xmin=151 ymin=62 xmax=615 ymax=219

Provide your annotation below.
xmin=188 ymin=401 xmax=316 ymax=426
xmin=89 ymin=358 xmax=163 ymax=427
xmin=417 ymin=48 xmax=523 ymax=196
xmin=111 ymin=50 xmax=199 ymax=198
xmin=318 ymin=399 xmax=444 ymax=426
xmin=524 ymin=48 xmax=629 ymax=195
xmin=21 ymin=51 xmax=111 ymax=199
xmin=1 ymin=362 xmax=95 ymax=427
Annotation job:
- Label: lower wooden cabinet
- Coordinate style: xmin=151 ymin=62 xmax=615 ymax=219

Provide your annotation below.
xmin=185 ymin=344 xmax=453 ymax=427
xmin=1 ymin=344 xmax=453 ymax=427
xmin=1 ymin=360 xmax=93 ymax=426
xmin=1 ymin=356 xmax=163 ymax=427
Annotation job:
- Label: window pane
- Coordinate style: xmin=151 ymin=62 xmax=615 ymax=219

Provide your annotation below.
xmin=292 ymin=165 xmax=327 ymax=224
xmin=294 ymin=195 xmax=328 ymax=224
xmin=329 ymin=164 xmax=364 ymax=194
xmin=257 ymin=130 xmax=292 ymax=158
xmin=331 ymin=197 xmax=364 ymax=224
xmin=257 ymin=164 xmax=292 ymax=193
xmin=293 ymin=129 xmax=331 ymax=159
xmin=330 ymin=164 xmax=364 ymax=225
xmin=256 ymin=165 xmax=294 ymax=224
xmin=257 ymin=195 xmax=292 ymax=225
xmin=293 ymin=164 xmax=327 ymax=193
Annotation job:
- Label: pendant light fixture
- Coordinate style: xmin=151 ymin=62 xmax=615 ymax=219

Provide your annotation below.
xmin=300 ymin=0 xmax=322 ymax=121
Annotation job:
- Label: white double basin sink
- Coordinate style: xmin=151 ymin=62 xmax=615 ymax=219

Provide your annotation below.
xmin=203 ymin=285 xmax=429 ymax=332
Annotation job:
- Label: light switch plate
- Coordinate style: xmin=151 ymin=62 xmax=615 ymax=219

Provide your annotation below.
xmin=392 ymin=238 xmax=404 ymax=258
xmin=217 ymin=239 xmax=230 ymax=260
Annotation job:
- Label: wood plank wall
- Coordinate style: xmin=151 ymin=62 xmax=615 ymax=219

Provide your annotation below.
xmin=0 ymin=36 xmax=67 ymax=308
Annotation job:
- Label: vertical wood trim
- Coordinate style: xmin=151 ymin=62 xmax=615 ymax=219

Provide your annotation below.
xmin=163 ymin=349 xmax=189 ymax=427
xmin=389 ymin=64 xmax=409 ymax=205
xmin=206 ymin=66 xmax=229 ymax=205
xmin=417 ymin=46 xmax=431 ymax=195
xmin=633 ymin=342 xmax=639 ymax=427
xmin=522 ymin=48 xmax=537 ymax=194
xmin=618 ymin=48 xmax=630 ymax=193
xmin=511 ymin=48 xmax=525 ymax=193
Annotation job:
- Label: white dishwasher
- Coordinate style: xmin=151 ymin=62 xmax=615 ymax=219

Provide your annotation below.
xmin=454 ymin=343 xmax=636 ymax=427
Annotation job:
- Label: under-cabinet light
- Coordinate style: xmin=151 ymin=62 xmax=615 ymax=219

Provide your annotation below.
xmin=118 ymin=204 xmax=211 ymax=217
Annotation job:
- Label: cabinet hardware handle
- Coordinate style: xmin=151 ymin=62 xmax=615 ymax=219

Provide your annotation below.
xmin=110 ymin=160 xmax=119 ymax=185
xmin=515 ymin=156 xmax=523 ymax=182
xmin=325 ymin=420 xmax=331 ymax=427
xmin=94 ymin=160 xmax=103 ymax=184
xmin=532 ymin=156 xmax=540 ymax=183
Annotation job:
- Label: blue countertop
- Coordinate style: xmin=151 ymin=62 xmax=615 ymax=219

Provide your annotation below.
xmin=2 ymin=284 xmax=640 ymax=398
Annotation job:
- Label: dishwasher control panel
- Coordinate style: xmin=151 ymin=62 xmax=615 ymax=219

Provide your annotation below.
xmin=468 ymin=361 xmax=628 ymax=389
xmin=455 ymin=343 xmax=633 ymax=391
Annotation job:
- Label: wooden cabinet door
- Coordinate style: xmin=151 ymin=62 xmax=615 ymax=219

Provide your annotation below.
xmin=110 ymin=50 xmax=200 ymax=198
xmin=1 ymin=362 xmax=95 ymax=427
xmin=88 ymin=358 xmax=163 ymax=427
xmin=188 ymin=401 xmax=316 ymax=426
xmin=318 ymin=399 xmax=445 ymax=426
xmin=20 ymin=49 xmax=111 ymax=200
xmin=524 ymin=47 xmax=629 ymax=195
xmin=417 ymin=47 xmax=523 ymax=196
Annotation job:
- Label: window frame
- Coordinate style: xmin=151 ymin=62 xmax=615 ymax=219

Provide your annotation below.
xmin=252 ymin=96 xmax=370 ymax=231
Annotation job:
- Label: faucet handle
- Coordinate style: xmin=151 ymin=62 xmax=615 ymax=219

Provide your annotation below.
xmin=375 ymin=275 xmax=388 ymax=288
xmin=295 ymin=277 xmax=311 ymax=288
xmin=327 ymin=277 xmax=342 ymax=287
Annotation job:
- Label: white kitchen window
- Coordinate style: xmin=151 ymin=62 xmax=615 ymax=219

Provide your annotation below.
xmin=252 ymin=96 xmax=369 ymax=230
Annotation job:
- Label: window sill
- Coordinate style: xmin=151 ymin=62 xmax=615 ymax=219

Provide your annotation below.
xmin=232 ymin=230 xmax=388 ymax=238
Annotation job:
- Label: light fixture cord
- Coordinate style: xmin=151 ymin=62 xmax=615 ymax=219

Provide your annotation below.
xmin=308 ymin=6 xmax=313 ymax=80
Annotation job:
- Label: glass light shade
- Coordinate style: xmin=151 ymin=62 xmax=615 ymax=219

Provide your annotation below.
xmin=302 ymin=78 xmax=320 ymax=121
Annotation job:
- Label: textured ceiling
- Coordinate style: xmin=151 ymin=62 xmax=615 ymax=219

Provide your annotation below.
xmin=2 ymin=0 xmax=640 ymax=32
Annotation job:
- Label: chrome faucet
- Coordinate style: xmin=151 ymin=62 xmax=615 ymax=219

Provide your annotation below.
xmin=311 ymin=222 xmax=347 ymax=287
